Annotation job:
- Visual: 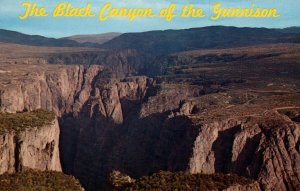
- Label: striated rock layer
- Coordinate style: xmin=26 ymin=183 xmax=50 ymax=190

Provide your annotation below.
xmin=0 ymin=62 xmax=103 ymax=116
xmin=0 ymin=118 xmax=61 ymax=174
xmin=189 ymin=112 xmax=300 ymax=191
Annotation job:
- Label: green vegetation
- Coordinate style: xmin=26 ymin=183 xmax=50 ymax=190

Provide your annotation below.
xmin=0 ymin=170 xmax=83 ymax=191
xmin=0 ymin=110 xmax=55 ymax=135
xmin=123 ymin=171 xmax=254 ymax=191
xmin=107 ymin=170 xmax=135 ymax=190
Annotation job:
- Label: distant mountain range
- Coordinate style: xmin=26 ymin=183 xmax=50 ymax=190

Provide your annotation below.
xmin=64 ymin=33 xmax=121 ymax=44
xmin=101 ymin=26 xmax=300 ymax=56
xmin=1 ymin=26 xmax=300 ymax=56
xmin=0 ymin=29 xmax=83 ymax=47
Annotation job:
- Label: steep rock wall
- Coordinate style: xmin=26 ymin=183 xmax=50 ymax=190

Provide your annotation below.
xmin=189 ymin=112 xmax=300 ymax=191
xmin=0 ymin=118 xmax=61 ymax=174
xmin=47 ymin=49 xmax=145 ymax=78
xmin=0 ymin=64 xmax=103 ymax=116
xmin=61 ymin=81 xmax=205 ymax=191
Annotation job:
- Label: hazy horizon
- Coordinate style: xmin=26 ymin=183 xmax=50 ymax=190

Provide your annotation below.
xmin=1 ymin=25 xmax=300 ymax=39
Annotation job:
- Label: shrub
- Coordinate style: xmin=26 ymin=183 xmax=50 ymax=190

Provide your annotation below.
xmin=0 ymin=170 xmax=83 ymax=191
xmin=123 ymin=171 xmax=254 ymax=191
xmin=0 ymin=110 xmax=55 ymax=135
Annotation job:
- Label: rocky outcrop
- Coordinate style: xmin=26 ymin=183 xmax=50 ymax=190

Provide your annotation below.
xmin=0 ymin=63 xmax=103 ymax=116
xmin=189 ymin=111 xmax=300 ymax=191
xmin=140 ymin=84 xmax=204 ymax=118
xmin=0 ymin=118 xmax=61 ymax=174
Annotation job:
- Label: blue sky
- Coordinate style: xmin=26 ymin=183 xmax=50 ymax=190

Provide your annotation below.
xmin=0 ymin=0 xmax=299 ymax=37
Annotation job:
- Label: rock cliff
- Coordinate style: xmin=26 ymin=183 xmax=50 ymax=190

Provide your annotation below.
xmin=0 ymin=62 xmax=103 ymax=116
xmin=189 ymin=111 xmax=300 ymax=191
xmin=47 ymin=49 xmax=145 ymax=78
xmin=0 ymin=111 xmax=61 ymax=174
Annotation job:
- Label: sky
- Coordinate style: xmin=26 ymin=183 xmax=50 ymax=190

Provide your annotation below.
xmin=0 ymin=0 xmax=299 ymax=38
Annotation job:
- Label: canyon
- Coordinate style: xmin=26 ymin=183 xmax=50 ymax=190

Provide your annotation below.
xmin=0 ymin=26 xmax=299 ymax=191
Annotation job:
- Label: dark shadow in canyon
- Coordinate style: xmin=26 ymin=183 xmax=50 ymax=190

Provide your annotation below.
xmin=212 ymin=125 xmax=241 ymax=173
xmin=58 ymin=98 xmax=200 ymax=191
xmin=230 ymin=133 xmax=262 ymax=178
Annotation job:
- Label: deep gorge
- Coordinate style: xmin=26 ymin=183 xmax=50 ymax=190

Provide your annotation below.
xmin=0 ymin=39 xmax=300 ymax=190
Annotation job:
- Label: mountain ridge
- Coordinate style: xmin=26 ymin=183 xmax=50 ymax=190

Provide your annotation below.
xmin=64 ymin=32 xmax=121 ymax=44
xmin=0 ymin=29 xmax=99 ymax=48
xmin=1 ymin=26 xmax=300 ymax=52
xmin=101 ymin=26 xmax=300 ymax=56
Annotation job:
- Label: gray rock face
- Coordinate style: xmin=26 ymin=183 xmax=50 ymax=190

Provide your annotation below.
xmin=0 ymin=132 xmax=15 ymax=174
xmin=0 ymin=64 xmax=103 ymax=116
xmin=0 ymin=62 xmax=105 ymax=189
xmin=189 ymin=112 xmax=300 ymax=191
xmin=47 ymin=49 xmax=145 ymax=78
xmin=0 ymin=118 xmax=61 ymax=174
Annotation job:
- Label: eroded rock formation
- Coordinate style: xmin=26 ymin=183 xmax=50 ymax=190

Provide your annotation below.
xmin=0 ymin=118 xmax=61 ymax=174
xmin=189 ymin=112 xmax=300 ymax=191
xmin=0 ymin=63 xmax=103 ymax=116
